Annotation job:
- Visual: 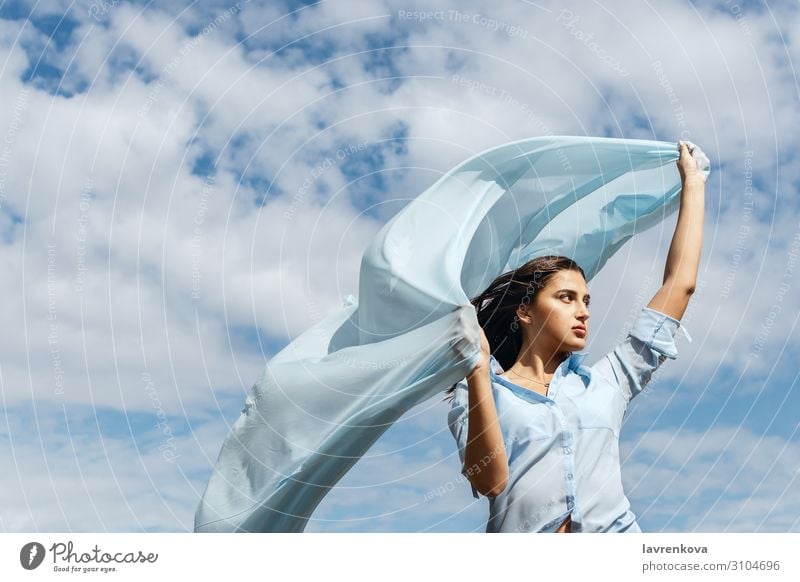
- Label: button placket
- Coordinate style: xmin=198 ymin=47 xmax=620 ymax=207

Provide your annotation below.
xmin=549 ymin=402 xmax=578 ymax=524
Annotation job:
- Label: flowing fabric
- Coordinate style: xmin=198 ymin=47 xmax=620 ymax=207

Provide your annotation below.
xmin=194 ymin=136 xmax=709 ymax=532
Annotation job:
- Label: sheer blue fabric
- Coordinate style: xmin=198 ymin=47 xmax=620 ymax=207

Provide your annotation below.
xmin=194 ymin=136 xmax=707 ymax=532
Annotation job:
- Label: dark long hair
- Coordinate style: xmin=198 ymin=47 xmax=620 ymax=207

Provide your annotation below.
xmin=443 ymin=255 xmax=586 ymax=401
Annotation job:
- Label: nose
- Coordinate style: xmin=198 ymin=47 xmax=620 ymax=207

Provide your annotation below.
xmin=577 ymin=303 xmax=590 ymax=321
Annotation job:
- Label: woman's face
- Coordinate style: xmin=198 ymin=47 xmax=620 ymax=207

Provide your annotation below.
xmin=518 ymin=269 xmax=590 ymax=353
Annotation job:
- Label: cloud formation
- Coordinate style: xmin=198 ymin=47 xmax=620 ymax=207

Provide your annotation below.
xmin=0 ymin=0 xmax=797 ymax=532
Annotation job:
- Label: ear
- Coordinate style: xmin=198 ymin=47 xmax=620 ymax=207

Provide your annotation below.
xmin=516 ymin=302 xmax=533 ymax=324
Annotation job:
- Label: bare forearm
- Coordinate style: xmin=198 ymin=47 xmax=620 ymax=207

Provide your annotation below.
xmin=648 ymin=179 xmax=705 ymax=320
xmin=464 ymin=365 xmax=509 ymax=497
xmin=663 ymin=179 xmax=705 ymax=287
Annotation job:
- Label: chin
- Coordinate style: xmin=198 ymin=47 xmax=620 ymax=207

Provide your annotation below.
xmin=564 ymin=339 xmax=586 ymax=352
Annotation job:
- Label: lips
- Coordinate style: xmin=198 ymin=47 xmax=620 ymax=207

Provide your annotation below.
xmin=572 ymin=326 xmax=587 ymax=336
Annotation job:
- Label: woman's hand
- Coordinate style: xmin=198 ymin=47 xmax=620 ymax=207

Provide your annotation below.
xmin=469 ymin=326 xmax=492 ymax=378
xmin=677 ymin=141 xmax=708 ymax=185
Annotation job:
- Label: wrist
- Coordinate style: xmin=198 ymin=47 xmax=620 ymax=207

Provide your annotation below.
xmin=681 ymin=176 xmax=706 ymax=188
xmin=468 ymin=357 xmax=491 ymax=379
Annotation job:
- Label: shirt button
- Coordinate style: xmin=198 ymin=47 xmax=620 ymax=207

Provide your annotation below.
xmin=564 ymin=447 xmax=572 ymax=454
xmin=567 ymin=473 xmax=573 ymax=479
xmin=567 ymin=500 xmax=574 ymax=509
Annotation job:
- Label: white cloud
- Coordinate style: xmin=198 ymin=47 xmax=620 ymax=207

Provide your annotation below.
xmin=0 ymin=0 xmax=798 ymax=532
xmin=622 ymin=426 xmax=800 ymax=532
xmin=0 ymin=404 xmax=230 ymax=532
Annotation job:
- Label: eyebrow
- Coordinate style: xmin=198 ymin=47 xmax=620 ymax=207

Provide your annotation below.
xmin=555 ymin=288 xmax=591 ymax=300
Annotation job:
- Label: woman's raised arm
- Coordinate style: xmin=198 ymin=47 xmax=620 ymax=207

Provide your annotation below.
xmin=646 ymin=141 xmax=706 ymax=321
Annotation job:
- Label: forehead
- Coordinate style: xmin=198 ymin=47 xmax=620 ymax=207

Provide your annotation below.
xmin=544 ymin=269 xmax=588 ymax=292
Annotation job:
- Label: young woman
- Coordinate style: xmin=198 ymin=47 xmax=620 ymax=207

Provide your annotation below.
xmin=446 ymin=141 xmax=705 ymax=533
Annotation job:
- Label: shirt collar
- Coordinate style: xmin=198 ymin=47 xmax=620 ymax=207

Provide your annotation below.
xmin=566 ymin=352 xmax=588 ymax=372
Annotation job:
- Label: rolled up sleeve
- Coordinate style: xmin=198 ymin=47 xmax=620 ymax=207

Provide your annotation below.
xmin=592 ymin=307 xmax=688 ymax=402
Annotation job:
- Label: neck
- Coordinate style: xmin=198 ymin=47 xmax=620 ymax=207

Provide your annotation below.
xmin=512 ymin=342 xmax=570 ymax=376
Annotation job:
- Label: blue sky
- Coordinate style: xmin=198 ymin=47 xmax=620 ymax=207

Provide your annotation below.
xmin=0 ymin=0 xmax=798 ymax=532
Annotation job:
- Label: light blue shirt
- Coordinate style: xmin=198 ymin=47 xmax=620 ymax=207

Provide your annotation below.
xmin=447 ymin=306 xmax=690 ymax=533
